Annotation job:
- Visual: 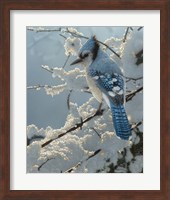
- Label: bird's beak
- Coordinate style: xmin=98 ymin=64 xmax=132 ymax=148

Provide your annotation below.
xmin=70 ymin=58 xmax=83 ymax=66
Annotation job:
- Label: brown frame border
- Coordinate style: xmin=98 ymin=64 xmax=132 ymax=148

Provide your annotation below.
xmin=0 ymin=0 xmax=169 ymax=199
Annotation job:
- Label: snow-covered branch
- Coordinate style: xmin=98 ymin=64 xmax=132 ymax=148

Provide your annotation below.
xmin=41 ymin=103 xmax=104 ymax=148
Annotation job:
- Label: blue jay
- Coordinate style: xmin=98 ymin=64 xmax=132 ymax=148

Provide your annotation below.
xmin=71 ymin=36 xmax=131 ymax=140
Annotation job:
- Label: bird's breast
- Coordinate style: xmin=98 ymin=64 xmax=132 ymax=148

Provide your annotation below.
xmin=86 ymin=72 xmax=102 ymax=103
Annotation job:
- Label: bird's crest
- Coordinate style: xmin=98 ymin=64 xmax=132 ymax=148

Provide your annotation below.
xmin=92 ymin=36 xmax=99 ymax=60
xmin=79 ymin=36 xmax=99 ymax=60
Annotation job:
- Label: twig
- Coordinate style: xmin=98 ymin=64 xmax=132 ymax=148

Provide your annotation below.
xmin=38 ymin=158 xmax=55 ymax=171
xmin=27 ymin=85 xmax=49 ymax=90
xmin=41 ymin=65 xmax=53 ymax=73
xmin=137 ymin=27 xmax=143 ymax=31
xmin=123 ymin=27 xmax=130 ymax=43
xmin=97 ymin=40 xmax=120 ymax=58
xmin=64 ymin=149 xmax=101 ymax=173
xmin=59 ymin=33 xmax=67 ymax=39
xmin=126 ymin=87 xmax=143 ymax=102
xmin=125 ymin=76 xmax=143 ymax=82
xmin=65 ymin=29 xmax=88 ymax=40
xmin=90 ymin=128 xmax=101 ymax=138
xmin=27 ymin=132 xmax=45 ymax=146
xmin=62 ymin=54 xmax=71 ymax=68
xmin=67 ymin=90 xmax=73 ymax=110
xmin=131 ymin=121 xmax=143 ymax=130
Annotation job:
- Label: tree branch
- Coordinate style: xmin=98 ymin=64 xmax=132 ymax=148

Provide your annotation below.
xmin=126 ymin=87 xmax=143 ymax=102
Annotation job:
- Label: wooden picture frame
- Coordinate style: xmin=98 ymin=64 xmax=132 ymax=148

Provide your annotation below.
xmin=0 ymin=0 xmax=169 ymax=199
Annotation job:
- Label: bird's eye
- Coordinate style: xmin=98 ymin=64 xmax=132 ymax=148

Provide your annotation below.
xmin=83 ymin=53 xmax=89 ymax=58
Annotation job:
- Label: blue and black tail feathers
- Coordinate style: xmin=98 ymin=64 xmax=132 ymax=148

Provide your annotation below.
xmin=110 ymin=102 xmax=131 ymax=140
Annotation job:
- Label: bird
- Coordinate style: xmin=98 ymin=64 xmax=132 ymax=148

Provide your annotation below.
xmin=70 ymin=36 xmax=131 ymax=140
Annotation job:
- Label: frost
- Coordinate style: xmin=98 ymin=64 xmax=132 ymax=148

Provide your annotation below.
xmin=78 ymin=97 xmax=98 ymax=119
xmin=104 ymin=37 xmax=123 ymax=48
xmin=42 ymin=67 xmax=87 ymax=96
xmin=27 ymin=142 xmax=41 ymax=172
xmin=44 ymin=84 xmax=66 ymax=97
xmin=64 ymin=37 xmax=82 ymax=56
xmin=27 ymin=26 xmax=45 ymax=32
xmin=39 ymin=135 xmax=87 ymax=172
xmin=27 ymin=125 xmax=46 ymax=145
xmin=81 ymin=131 xmax=101 ymax=152
xmin=67 ymin=27 xmax=83 ymax=36
xmin=104 ymin=37 xmax=125 ymax=55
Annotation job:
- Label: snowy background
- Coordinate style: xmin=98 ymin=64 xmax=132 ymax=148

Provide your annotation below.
xmin=27 ymin=26 xmax=143 ymax=173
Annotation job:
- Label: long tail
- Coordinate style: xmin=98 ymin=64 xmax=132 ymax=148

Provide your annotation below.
xmin=110 ymin=102 xmax=131 ymax=140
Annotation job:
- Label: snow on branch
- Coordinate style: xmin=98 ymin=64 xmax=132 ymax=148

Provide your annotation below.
xmin=41 ymin=66 xmax=87 ymax=96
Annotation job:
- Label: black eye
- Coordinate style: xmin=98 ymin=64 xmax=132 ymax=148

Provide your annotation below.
xmin=83 ymin=53 xmax=89 ymax=58
xmin=79 ymin=52 xmax=89 ymax=59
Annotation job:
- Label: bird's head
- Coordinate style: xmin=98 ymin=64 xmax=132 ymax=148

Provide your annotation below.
xmin=70 ymin=36 xmax=99 ymax=67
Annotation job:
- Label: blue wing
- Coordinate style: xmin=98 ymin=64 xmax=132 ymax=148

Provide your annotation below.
xmin=89 ymin=69 xmax=131 ymax=140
